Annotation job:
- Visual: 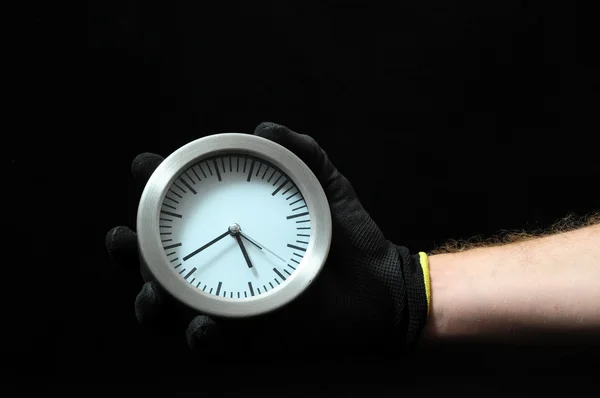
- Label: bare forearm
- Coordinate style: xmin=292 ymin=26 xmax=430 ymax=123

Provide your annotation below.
xmin=422 ymin=224 xmax=600 ymax=344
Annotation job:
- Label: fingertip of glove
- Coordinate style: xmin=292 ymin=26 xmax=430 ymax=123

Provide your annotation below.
xmin=105 ymin=226 xmax=137 ymax=263
xmin=253 ymin=122 xmax=317 ymax=162
xmin=186 ymin=315 xmax=219 ymax=350
xmin=253 ymin=121 xmax=293 ymax=141
xmin=131 ymin=152 xmax=164 ymax=182
xmin=135 ymin=281 xmax=164 ymax=325
xmin=255 ymin=122 xmax=334 ymax=187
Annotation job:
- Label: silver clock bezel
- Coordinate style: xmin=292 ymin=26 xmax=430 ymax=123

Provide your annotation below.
xmin=136 ymin=133 xmax=332 ymax=318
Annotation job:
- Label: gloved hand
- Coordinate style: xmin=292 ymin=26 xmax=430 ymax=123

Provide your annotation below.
xmin=106 ymin=122 xmax=431 ymax=357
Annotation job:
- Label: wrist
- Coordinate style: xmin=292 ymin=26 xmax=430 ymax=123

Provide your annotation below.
xmin=419 ymin=253 xmax=452 ymax=342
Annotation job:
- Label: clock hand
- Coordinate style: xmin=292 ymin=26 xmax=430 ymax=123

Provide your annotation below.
xmin=240 ymin=234 xmax=262 ymax=251
xmin=182 ymin=230 xmax=230 ymax=261
xmin=234 ymin=234 xmax=254 ymax=268
xmin=238 ymin=231 xmax=287 ymax=263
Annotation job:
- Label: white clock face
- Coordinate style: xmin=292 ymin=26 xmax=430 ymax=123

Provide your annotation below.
xmin=159 ymin=154 xmax=311 ymax=300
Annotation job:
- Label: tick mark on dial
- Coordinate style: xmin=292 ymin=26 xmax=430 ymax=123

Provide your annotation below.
xmin=166 ymin=251 xmax=176 ymax=256
xmin=160 ymin=218 xmax=173 ymax=223
xmin=274 ymin=278 xmax=280 ymax=285
xmin=297 ymin=233 xmax=309 ymax=237
xmin=297 ymin=227 xmax=310 ymax=230
xmin=273 ymin=268 xmax=286 ymax=281
xmin=161 ymin=210 xmax=183 ymax=219
xmin=287 ymin=211 xmax=309 ymax=220
xmin=272 ymin=179 xmax=288 ymax=195
xmin=284 ymin=269 xmax=292 ymax=276
xmin=173 ymin=181 xmax=187 ymax=194
xmin=179 ymin=178 xmax=197 ymax=194
xmin=191 ymin=168 xmax=201 ymax=182
xmin=287 ymin=264 xmax=296 ymax=270
xmin=169 ymin=257 xmax=179 ymax=263
xmin=286 ymin=191 xmax=299 ymax=201
xmin=291 ymin=258 xmax=300 ymax=264
xmin=178 ymin=268 xmax=186 ymax=274
xmin=164 ymin=242 xmax=182 ymax=250
xmin=212 ymin=160 xmax=222 ymax=181
xmin=221 ymin=157 xmax=226 ymax=173
xmin=229 ymin=156 xmax=232 ymax=172
xmin=262 ymin=166 xmax=269 ymax=179
xmin=174 ymin=263 xmax=182 ymax=269
xmin=281 ymin=185 xmax=293 ymax=196
xmin=161 ymin=238 xmax=172 ymax=243
xmin=267 ymin=169 xmax=277 ymax=182
xmin=248 ymin=282 xmax=255 ymax=296
xmin=203 ymin=285 xmax=207 ymax=291
xmin=190 ymin=278 xmax=195 ymax=284
xmin=247 ymin=159 xmax=255 ymax=182
xmin=243 ymin=157 xmax=248 ymax=173
xmin=184 ymin=268 xmax=197 ymax=280
xmin=209 ymin=287 xmax=213 ymax=294
xmin=163 ymin=203 xmax=176 ymax=210
xmin=292 ymin=205 xmax=307 ymax=211
xmin=269 ymin=282 xmax=274 ymax=289
xmin=289 ymin=198 xmax=303 ymax=206
xmin=216 ymin=281 xmax=222 ymax=296
xmin=257 ymin=287 xmax=261 ymax=294
xmin=206 ymin=161 xmax=213 ymax=176
xmin=296 ymin=220 xmax=310 ymax=224
xmin=169 ymin=189 xmax=183 ymax=199
xmin=196 ymin=281 xmax=202 ymax=288
xmin=184 ymin=171 xmax=196 ymax=184
xmin=272 ymin=174 xmax=283 ymax=186
xmin=165 ymin=196 xmax=179 ymax=204
xmin=197 ymin=164 xmax=207 ymax=178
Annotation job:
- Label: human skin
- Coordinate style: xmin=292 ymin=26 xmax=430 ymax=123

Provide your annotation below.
xmin=421 ymin=223 xmax=600 ymax=345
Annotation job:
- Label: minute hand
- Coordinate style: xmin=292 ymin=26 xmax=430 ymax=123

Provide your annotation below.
xmin=239 ymin=232 xmax=286 ymax=263
xmin=182 ymin=230 xmax=229 ymax=261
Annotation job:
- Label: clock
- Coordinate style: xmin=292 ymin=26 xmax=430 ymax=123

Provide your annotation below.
xmin=137 ymin=133 xmax=332 ymax=317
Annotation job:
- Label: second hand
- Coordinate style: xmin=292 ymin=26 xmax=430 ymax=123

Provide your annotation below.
xmin=239 ymin=231 xmax=287 ymax=263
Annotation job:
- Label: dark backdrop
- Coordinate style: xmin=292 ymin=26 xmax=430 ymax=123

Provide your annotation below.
xmin=8 ymin=0 xmax=600 ymax=393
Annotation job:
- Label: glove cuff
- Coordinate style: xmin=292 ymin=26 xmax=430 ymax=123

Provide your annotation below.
xmin=396 ymin=245 xmax=430 ymax=349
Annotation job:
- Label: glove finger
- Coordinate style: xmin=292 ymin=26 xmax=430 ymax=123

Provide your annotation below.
xmin=254 ymin=122 xmax=364 ymax=221
xmin=186 ymin=315 xmax=222 ymax=352
xmin=253 ymin=122 xmax=340 ymax=191
xmin=131 ymin=152 xmax=164 ymax=186
xmin=105 ymin=226 xmax=138 ymax=268
xmin=135 ymin=280 xmax=166 ymax=326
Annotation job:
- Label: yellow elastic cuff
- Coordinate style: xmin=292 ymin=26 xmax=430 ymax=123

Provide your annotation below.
xmin=418 ymin=252 xmax=431 ymax=316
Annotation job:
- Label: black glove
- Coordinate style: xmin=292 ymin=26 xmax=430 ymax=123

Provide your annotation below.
xmin=106 ymin=122 xmax=431 ymax=356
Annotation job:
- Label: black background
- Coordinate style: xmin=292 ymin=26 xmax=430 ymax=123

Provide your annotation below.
xmin=8 ymin=0 xmax=600 ymax=393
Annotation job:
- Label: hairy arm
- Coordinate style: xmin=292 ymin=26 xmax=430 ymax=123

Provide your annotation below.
xmin=421 ymin=222 xmax=600 ymax=345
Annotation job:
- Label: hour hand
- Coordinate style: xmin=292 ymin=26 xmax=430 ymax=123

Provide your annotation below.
xmin=234 ymin=234 xmax=254 ymax=268
xmin=239 ymin=231 xmax=286 ymax=263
